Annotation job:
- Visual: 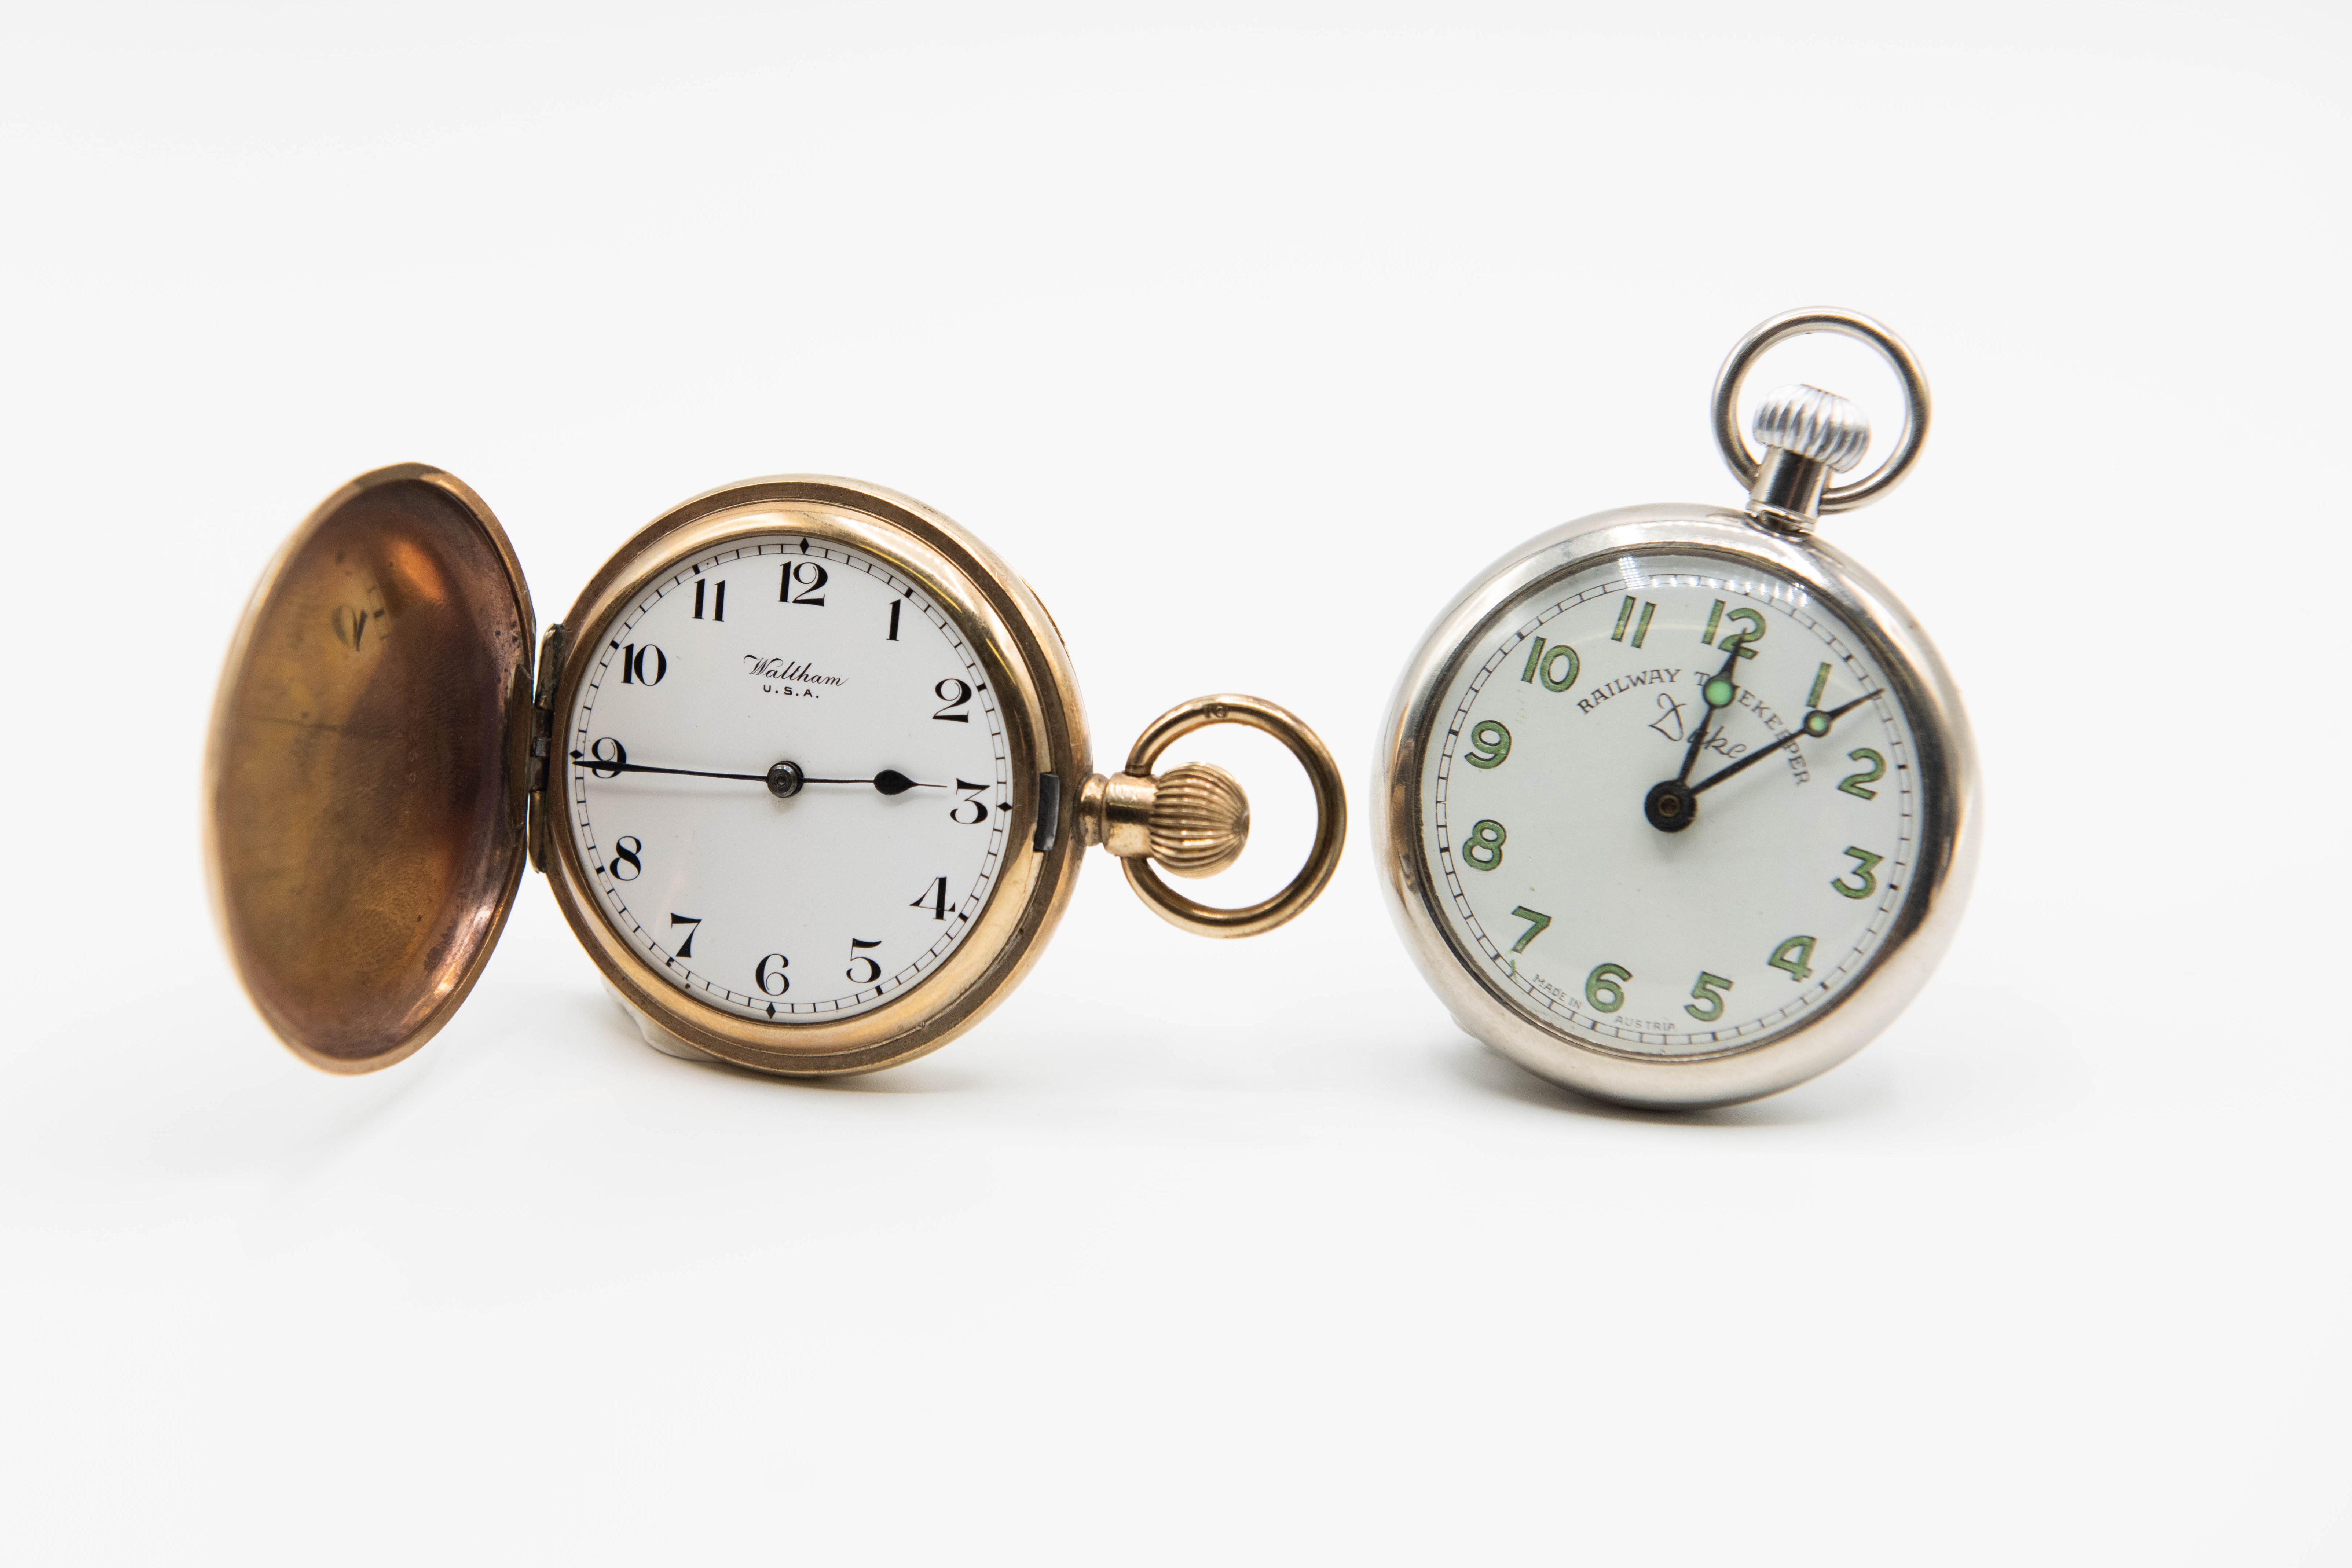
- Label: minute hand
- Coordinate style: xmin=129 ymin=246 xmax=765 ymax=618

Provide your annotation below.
xmin=570 ymin=755 xmax=767 ymax=783
xmin=1690 ymin=691 xmax=1880 ymax=795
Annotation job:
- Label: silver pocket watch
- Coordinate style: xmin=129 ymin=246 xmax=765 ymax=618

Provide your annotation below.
xmin=1375 ymin=310 xmax=1982 ymax=1107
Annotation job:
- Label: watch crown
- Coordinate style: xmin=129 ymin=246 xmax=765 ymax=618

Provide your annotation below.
xmin=1753 ymin=383 xmax=1870 ymax=473
xmin=1145 ymin=762 xmax=1250 ymax=879
xmin=1077 ymin=760 xmax=1250 ymax=877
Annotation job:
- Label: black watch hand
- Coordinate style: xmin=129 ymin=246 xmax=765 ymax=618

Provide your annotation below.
xmin=570 ymin=752 xmax=941 ymax=795
xmin=1799 ymin=689 xmax=1880 ymax=740
xmin=1642 ymin=645 xmax=1747 ymax=831
xmin=570 ymin=754 xmax=767 ymax=783
xmin=806 ymin=769 xmax=944 ymax=795
xmin=1691 ymin=691 xmax=1881 ymax=795
xmin=1677 ymin=645 xmax=1746 ymax=784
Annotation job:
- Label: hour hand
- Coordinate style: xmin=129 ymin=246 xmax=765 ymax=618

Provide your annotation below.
xmin=763 ymin=763 xmax=942 ymax=798
xmin=1677 ymin=645 xmax=1745 ymax=785
xmin=1644 ymin=647 xmax=1744 ymax=831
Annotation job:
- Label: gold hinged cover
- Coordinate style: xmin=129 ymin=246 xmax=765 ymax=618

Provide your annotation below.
xmin=205 ymin=464 xmax=535 ymax=1072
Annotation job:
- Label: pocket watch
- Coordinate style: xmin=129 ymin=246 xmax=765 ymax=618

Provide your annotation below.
xmin=206 ymin=466 xmax=1346 ymax=1077
xmin=1375 ymin=309 xmax=1981 ymax=1108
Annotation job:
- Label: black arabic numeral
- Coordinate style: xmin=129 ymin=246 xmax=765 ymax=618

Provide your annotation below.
xmin=620 ymin=643 xmax=666 ymax=684
xmin=911 ymin=876 xmax=948 ymax=920
xmin=692 ymin=579 xmax=726 ymax=621
xmin=847 ymin=938 xmax=882 ymax=985
xmin=933 ymin=678 xmax=972 ymax=722
xmin=886 ymin=599 xmax=901 ymax=641
xmin=951 ymin=779 xmax=988 ymax=824
xmin=755 ymin=953 xmax=791 ymax=996
xmin=669 ymin=913 xmax=702 ymax=960
xmin=610 ymin=835 xmax=642 ymax=880
xmin=588 ymin=737 xmax=628 ymax=778
xmin=781 ymin=561 xmax=828 ymax=605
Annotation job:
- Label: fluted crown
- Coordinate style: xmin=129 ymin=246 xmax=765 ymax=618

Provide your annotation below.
xmin=1147 ymin=762 xmax=1249 ymax=879
xmin=1753 ymin=383 xmax=1870 ymax=473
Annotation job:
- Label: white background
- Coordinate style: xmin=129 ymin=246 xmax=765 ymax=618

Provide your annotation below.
xmin=4 ymin=3 xmax=2348 ymax=1562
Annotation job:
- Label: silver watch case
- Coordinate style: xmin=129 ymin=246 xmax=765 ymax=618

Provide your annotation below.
xmin=1375 ymin=503 xmax=1983 ymax=1109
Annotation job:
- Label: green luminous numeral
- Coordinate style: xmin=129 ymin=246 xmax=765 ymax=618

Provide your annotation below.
xmin=1462 ymin=819 xmax=1507 ymax=870
xmin=1698 ymin=600 xmax=1765 ymax=659
xmin=1519 ymin=636 xmax=1581 ymax=692
xmin=1465 ymin=719 xmax=1513 ymax=769
xmin=1806 ymin=662 xmax=1831 ymax=708
xmin=1610 ymin=598 xmax=1657 ymax=648
xmin=1831 ymin=846 xmax=1885 ymax=900
xmin=1684 ymin=971 xmax=1733 ymax=1022
xmin=1507 ymin=906 xmax=1552 ymax=953
xmin=1838 ymin=748 xmax=1886 ymax=800
xmin=1718 ymin=607 xmax=1765 ymax=660
xmin=1769 ymin=935 xmax=1817 ymax=982
xmin=1585 ymin=963 xmax=1631 ymax=1013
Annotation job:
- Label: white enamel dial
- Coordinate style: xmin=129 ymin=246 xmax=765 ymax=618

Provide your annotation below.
xmin=563 ymin=533 xmax=1011 ymax=1021
xmin=1419 ymin=550 xmax=1922 ymax=1058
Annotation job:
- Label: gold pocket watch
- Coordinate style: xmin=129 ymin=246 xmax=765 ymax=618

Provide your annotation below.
xmin=208 ymin=466 xmax=1346 ymax=1076
xmin=1376 ymin=310 xmax=1981 ymax=1108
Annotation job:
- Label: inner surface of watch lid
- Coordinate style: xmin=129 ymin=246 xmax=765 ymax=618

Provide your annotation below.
xmin=205 ymin=464 xmax=535 ymax=1072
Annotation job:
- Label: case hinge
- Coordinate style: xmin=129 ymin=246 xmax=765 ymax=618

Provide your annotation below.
xmin=526 ymin=622 xmax=566 ymax=871
xmin=1033 ymin=772 xmax=1061 ymax=852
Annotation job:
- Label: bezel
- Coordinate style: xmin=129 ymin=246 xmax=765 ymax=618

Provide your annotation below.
xmin=544 ymin=477 xmax=1091 ymax=1075
xmin=1376 ymin=503 xmax=1981 ymax=1108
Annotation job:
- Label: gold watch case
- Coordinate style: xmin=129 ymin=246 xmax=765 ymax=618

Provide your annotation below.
xmin=206 ymin=465 xmax=1347 ymax=1078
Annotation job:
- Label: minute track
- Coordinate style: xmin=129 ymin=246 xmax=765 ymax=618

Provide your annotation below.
xmin=1426 ymin=557 xmax=1918 ymax=1059
xmin=567 ymin=531 xmax=1011 ymax=1023
xmin=1373 ymin=309 xmax=1974 ymax=1109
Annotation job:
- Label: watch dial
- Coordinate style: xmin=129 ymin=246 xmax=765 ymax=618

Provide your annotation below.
xmin=1419 ymin=551 xmax=1923 ymax=1058
xmin=564 ymin=533 xmax=1012 ymax=1021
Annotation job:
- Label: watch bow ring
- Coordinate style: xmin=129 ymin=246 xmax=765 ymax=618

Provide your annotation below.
xmin=1710 ymin=307 xmax=1932 ymax=523
xmin=1081 ymin=693 xmax=1348 ymax=939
